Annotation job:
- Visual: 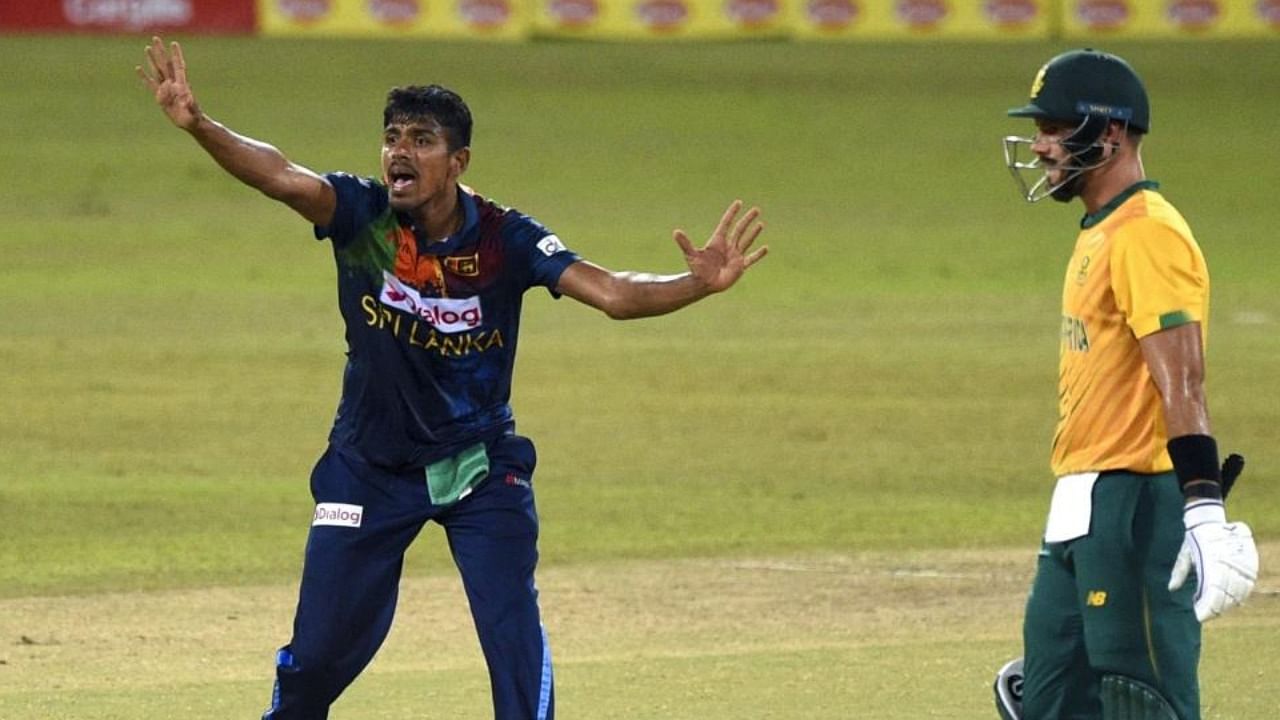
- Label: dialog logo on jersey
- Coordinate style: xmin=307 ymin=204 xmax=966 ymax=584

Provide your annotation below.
xmin=381 ymin=271 xmax=484 ymax=333
xmin=537 ymin=234 xmax=567 ymax=257
xmin=313 ymin=503 xmax=364 ymax=528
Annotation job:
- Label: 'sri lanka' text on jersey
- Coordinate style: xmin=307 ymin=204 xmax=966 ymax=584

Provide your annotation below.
xmin=315 ymin=173 xmax=580 ymax=471
xmin=1053 ymin=181 xmax=1210 ymax=477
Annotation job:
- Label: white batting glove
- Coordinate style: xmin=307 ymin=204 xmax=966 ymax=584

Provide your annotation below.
xmin=1168 ymin=499 xmax=1259 ymax=622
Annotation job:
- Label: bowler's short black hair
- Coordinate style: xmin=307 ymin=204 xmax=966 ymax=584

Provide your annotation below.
xmin=383 ymin=85 xmax=472 ymax=152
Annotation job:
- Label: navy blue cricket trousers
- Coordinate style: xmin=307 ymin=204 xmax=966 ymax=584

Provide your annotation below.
xmin=263 ymin=434 xmax=554 ymax=720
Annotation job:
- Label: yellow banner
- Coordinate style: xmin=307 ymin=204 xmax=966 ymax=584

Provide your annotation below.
xmin=255 ymin=0 xmax=1280 ymax=40
xmin=258 ymin=0 xmax=527 ymax=38
xmin=1061 ymin=0 xmax=1280 ymax=38
xmin=791 ymin=0 xmax=1052 ymax=39
xmin=533 ymin=0 xmax=791 ymax=38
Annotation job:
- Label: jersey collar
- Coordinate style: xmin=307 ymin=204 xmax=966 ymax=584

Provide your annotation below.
xmin=436 ymin=186 xmax=479 ymax=253
xmin=1080 ymin=180 xmax=1160 ymax=229
xmin=400 ymin=186 xmax=479 ymax=255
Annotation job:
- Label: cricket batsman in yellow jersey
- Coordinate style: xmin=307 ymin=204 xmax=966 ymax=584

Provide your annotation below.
xmin=991 ymin=50 xmax=1259 ymax=720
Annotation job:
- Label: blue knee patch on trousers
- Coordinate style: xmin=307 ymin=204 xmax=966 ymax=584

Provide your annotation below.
xmin=261 ymin=647 xmax=295 ymax=719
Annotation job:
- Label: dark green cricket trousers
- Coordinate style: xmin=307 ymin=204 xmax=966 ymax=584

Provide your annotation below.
xmin=1021 ymin=471 xmax=1201 ymax=720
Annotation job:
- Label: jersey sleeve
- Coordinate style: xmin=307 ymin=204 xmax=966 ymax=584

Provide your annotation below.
xmin=1110 ymin=217 xmax=1209 ymax=339
xmin=314 ymin=173 xmax=385 ymax=249
xmin=506 ymin=213 xmax=581 ymax=297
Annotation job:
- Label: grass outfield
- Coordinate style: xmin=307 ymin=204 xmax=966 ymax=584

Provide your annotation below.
xmin=2 ymin=36 xmax=1279 ymax=717
xmin=2 ymin=549 xmax=1278 ymax=718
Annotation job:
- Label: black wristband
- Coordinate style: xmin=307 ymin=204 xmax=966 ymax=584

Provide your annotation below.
xmin=1167 ymin=434 xmax=1223 ymax=500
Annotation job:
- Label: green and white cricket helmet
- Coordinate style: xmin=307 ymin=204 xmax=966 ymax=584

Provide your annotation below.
xmin=1007 ymin=48 xmax=1150 ymax=133
xmin=1003 ymin=49 xmax=1149 ymax=202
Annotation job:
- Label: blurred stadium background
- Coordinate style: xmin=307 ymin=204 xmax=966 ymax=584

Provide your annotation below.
xmin=5 ymin=0 xmax=1280 ymax=39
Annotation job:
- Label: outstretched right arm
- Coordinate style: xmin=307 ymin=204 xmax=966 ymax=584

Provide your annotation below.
xmin=137 ymin=36 xmax=336 ymax=227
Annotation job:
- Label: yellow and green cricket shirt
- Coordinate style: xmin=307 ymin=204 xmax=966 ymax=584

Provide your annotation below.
xmin=1052 ymin=180 xmax=1210 ymax=477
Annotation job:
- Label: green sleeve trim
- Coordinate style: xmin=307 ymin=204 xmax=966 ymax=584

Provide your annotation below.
xmin=1159 ymin=310 xmax=1194 ymax=330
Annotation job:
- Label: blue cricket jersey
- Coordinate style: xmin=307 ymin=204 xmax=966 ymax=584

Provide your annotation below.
xmin=315 ymin=173 xmax=580 ymax=470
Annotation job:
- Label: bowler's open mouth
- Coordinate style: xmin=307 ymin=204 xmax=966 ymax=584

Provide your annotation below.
xmin=388 ymin=168 xmax=417 ymax=192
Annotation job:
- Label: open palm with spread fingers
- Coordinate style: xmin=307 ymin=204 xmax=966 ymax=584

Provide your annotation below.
xmin=137 ymin=36 xmax=201 ymax=131
xmin=675 ymin=200 xmax=768 ymax=294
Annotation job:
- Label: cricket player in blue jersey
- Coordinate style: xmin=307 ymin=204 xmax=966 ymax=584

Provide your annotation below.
xmin=139 ymin=38 xmax=767 ymax=720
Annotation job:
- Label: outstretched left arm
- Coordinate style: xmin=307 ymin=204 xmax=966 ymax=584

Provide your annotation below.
xmin=556 ymin=200 xmax=767 ymax=320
